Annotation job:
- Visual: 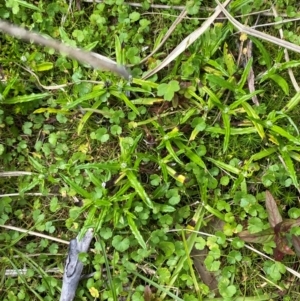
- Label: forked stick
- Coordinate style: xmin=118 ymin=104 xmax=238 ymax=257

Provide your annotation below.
xmin=60 ymin=229 xmax=94 ymax=301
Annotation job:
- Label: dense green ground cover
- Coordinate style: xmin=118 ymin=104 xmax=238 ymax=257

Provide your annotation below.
xmin=1 ymin=0 xmax=300 ymax=300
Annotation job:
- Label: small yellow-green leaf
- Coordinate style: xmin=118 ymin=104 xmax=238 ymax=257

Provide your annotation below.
xmin=34 ymin=62 xmax=54 ymax=72
xmin=2 ymin=93 xmax=50 ymax=104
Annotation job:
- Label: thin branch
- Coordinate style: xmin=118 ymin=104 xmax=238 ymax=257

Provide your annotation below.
xmin=215 ymin=0 xmax=300 ymax=54
xmin=0 ymin=20 xmax=129 ymax=79
xmin=271 ymin=5 xmax=300 ymax=92
xmin=0 ymin=224 xmax=69 ymax=244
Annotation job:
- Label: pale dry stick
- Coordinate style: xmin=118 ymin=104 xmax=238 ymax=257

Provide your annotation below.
xmin=17 ymin=64 xmax=106 ymax=91
xmin=5 ymin=267 xmax=61 ymax=277
xmin=215 ymin=0 xmax=300 ymax=54
xmin=0 ymin=171 xmax=33 ymax=177
xmin=243 ymin=16 xmax=260 ymax=106
xmin=0 ymin=224 xmax=69 ymax=244
xmin=252 ymin=16 xmax=300 ymax=29
xmin=271 ymin=5 xmax=300 ymax=92
xmin=0 ymin=193 xmax=59 ymax=197
xmin=6 ymin=267 xmax=62 ymax=278
xmin=61 ymin=0 xmax=74 ymax=26
xmin=0 ymin=20 xmax=129 ymax=79
xmin=245 ymin=40 xmax=260 ymax=106
xmin=142 ymin=0 xmax=232 ymax=79
xmin=134 ymin=8 xmax=188 ymax=66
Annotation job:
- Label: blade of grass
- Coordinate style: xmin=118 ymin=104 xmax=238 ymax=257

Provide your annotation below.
xmin=127 ymin=212 xmax=147 ymax=249
xmin=110 ymin=89 xmax=140 ymax=115
xmin=60 ymin=174 xmax=91 ymax=199
xmin=222 ymin=111 xmax=231 ymax=152
xmin=98 ymin=239 xmax=118 ymax=301
xmin=206 ymin=157 xmax=240 ymax=175
xmin=125 ymin=170 xmax=153 ymax=209
xmin=279 ymin=149 xmax=300 ymax=192
xmin=242 ymin=102 xmax=265 ymax=139
xmin=65 ymin=89 xmax=106 ymax=109
xmin=174 ymin=140 xmax=206 ymax=169
xmin=269 ymin=124 xmax=300 ymax=145
xmin=282 ymin=91 xmax=300 ymax=113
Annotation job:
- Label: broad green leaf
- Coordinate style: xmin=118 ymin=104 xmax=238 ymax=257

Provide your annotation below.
xmin=75 ymin=162 xmax=120 ymax=171
xmin=206 ymin=74 xmax=236 ymax=92
xmin=34 ymin=62 xmax=53 ymax=72
xmin=190 ymin=117 xmax=206 ymax=141
xmin=2 ymin=93 xmax=50 ymax=104
xmin=16 ymin=0 xmax=41 ymax=11
xmin=206 ymin=157 xmax=240 ymax=175
xmin=132 ymin=78 xmax=159 ymax=89
xmin=112 ymin=235 xmax=130 ymax=252
xmin=174 ymin=140 xmax=206 ymax=169
xmin=250 ymin=37 xmax=271 ymax=69
xmin=60 ymin=174 xmax=91 ymax=199
xmin=268 ymin=74 xmax=289 ymax=95
xmin=279 ymin=148 xmax=299 ymax=190
xmin=222 ymin=112 xmax=230 ymax=152
xmin=282 ymin=91 xmax=300 ymax=113
xmin=250 ymin=148 xmax=277 ymax=161
xmin=157 ymin=80 xmax=180 ymax=101
xmin=28 ymin=156 xmax=45 ymax=172
xmin=158 ymin=241 xmax=175 ymax=257
xmin=165 ymin=141 xmax=184 ymax=165
xmin=269 ymin=124 xmax=300 ymax=145
xmin=230 ymin=90 xmax=264 ymax=110
xmin=83 ymin=41 xmax=99 ymax=51
xmin=242 ymin=102 xmax=265 ymax=139
xmin=65 ymin=89 xmax=106 ymax=109
xmin=127 ymin=213 xmax=147 ymax=249
xmin=206 ymin=126 xmax=256 ymax=135
xmin=110 ymin=89 xmax=140 ymax=115
xmin=237 ymin=57 xmax=253 ymax=89
xmin=201 ymin=86 xmax=223 ymax=109
xmin=131 ymin=98 xmax=163 ymax=105
xmin=19 ymin=178 xmax=40 ymax=194
xmin=126 ymin=170 xmax=153 ymax=208
xmin=33 ymin=107 xmax=69 ymax=114
xmin=207 ymin=60 xmax=229 ymax=77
